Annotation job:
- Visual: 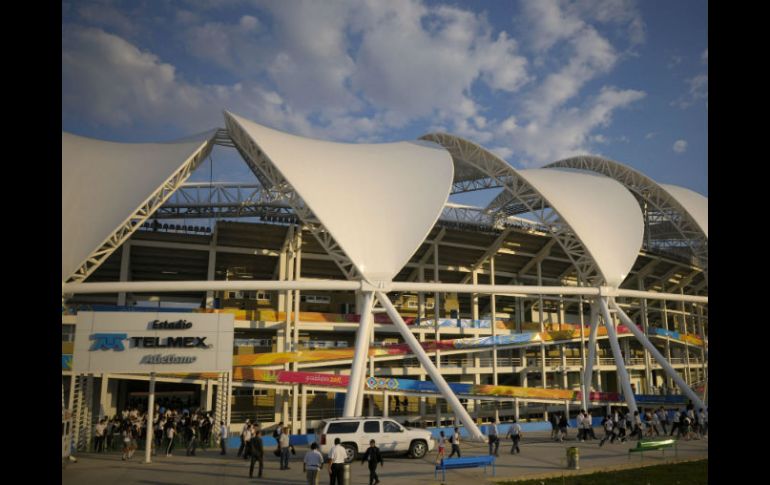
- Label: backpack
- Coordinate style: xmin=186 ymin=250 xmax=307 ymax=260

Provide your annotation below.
xmin=448 ymin=435 xmax=454 ymax=444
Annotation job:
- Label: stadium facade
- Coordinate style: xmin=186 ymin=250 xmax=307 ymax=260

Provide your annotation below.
xmin=61 ymin=111 xmax=707 ymax=450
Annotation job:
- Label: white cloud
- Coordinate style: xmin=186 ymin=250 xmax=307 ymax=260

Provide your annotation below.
xmin=673 ymin=139 xmax=687 ymax=153
xmin=645 ymin=132 xmax=656 ymax=140
xmin=62 ymin=0 xmax=647 ymax=164
xmin=671 ymin=72 xmax=708 ymax=109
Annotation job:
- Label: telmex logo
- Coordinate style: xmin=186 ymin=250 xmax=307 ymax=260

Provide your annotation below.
xmin=90 ymin=333 xmax=128 ymax=351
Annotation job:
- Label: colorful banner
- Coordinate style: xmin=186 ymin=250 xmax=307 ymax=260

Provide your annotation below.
xmin=276 ymin=370 xmax=348 ymax=387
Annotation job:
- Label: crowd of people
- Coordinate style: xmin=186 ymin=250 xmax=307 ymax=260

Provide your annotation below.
xmin=89 ymin=402 xmax=706 ymax=483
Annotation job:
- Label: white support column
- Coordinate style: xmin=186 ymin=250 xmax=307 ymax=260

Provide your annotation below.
xmin=383 ymin=390 xmax=389 ymax=417
xmin=638 ymin=280 xmax=653 ymax=394
xmin=205 ymin=379 xmax=214 ymax=411
xmin=291 ymin=228 xmax=302 ymax=434
xmin=581 ymin=302 xmax=600 ymax=411
xmin=661 ymin=301 xmax=673 ymax=390
xmin=514 ymin=398 xmax=520 ymax=421
xmin=680 ymin=290 xmax=692 ymax=385
xmin=471 ymin=270 xmax=479 ymax=321
xmin=357 ymin=312 xmax=376 ymax=417
xmin=300 ymin=385 xmax=307 ymax=435
xmin=579 ymin=298 xmax=586 ymax=376
xmin=117 ymin=242 xmax=131 ymax=306
xmin=611 ymin=299 xmax=706 ymax=410
xmin=343 ymin=292 xmax=375 ymax=417
xmin=433 ymin=241 xmax=441 ymax=425
xmin=697 ymin=304 xmax=707 ymax=386
xmin=597 ymin=298 xmax=637 ymax=414
xmin=205 ymin=229 xmax=218 ymax=308
xmin=376 ymin=291 xmax=484 ymax=441
xmin=99 ymin=373 xmax=109 ymax=420
xmin=537 ymin=263 xmax=547 ymax=389
xmin=144 ymin=372 xmax=155 ymax=464
xmin=490 ymin=257 xmax=500 ymax=422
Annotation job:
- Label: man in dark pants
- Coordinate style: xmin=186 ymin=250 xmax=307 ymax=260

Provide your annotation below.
xmin=448 ymin=427 xmax=461 ymax=458
xmin=219 ymin=421 xmax=228 ymax=455
xmin=328 ymin=437 xmax=347 ymax=485
xmin=361 ymin=439 xmax=383 ymax=485
xmin=248 ymin=429 xmax=264 ymax=478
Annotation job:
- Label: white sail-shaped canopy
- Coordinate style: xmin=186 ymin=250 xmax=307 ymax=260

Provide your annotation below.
xmin=225 ymin=112 xmax=454 ymax=284
xmin=659 ymin=183 xmax=708 ymax=238
xmin=519 ymin=168 xmax=645 ymax=287
xmin=62 ymin=131 xmax=215 ymax=283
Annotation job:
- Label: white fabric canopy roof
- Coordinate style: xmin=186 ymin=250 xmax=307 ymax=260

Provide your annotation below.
xmin=225 ymin=112 xmax=454 ymax=283
xmin=520 ymin=168 xmax=645 ymax=287
xmin=659 ymin=183 xmax=708 ymax=238
xmin=62 ymin=131 xmax=215 ymax=282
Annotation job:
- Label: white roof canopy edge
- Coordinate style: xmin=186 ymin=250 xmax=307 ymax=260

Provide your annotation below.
xmin=62 ymin=130 xmax=216 ymax=283
xmin=518 ymin=167 xmax=645 ymax=288
xmin=658 ymin=183 xmax=708 ymax=238
xmin=224 ymin=112 xmax=454 ymax=284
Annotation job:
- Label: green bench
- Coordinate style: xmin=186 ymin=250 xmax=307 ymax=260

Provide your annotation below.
xmin=628 ymin=438 xmax=678 ymax=459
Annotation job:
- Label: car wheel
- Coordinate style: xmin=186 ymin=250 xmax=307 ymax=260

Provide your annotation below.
xmin=409 ymin=440 xmax=427 ymax=459
xmin=342 ymin=443 xmax=357 ymax=463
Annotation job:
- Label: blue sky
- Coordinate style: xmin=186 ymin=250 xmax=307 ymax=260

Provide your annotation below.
xmin=62 ymin=0 xmax=707 ymax=201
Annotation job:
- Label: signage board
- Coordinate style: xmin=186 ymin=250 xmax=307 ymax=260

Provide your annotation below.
xmin=73 ymin=312 xmax=234 ymax=373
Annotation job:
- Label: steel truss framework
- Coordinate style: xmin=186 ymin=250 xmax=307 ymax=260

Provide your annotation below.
xmin=224 ymin=115 xmax=360 ymax=281
xmin=545 ymin=156 xmax=708 ymax=276
xmin=65 ymin=139 xmax=215 ymax=284
xmin=421 ymin=133 xmax=604 ymax=286
xmin=156 ymin=183 xmax=293 ymax=220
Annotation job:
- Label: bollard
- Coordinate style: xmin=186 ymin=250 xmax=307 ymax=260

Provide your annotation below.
xmin=343 ymin=462 xmax=351 ymax=485
xmin=566 ymin=446 xmax=580 ymax=470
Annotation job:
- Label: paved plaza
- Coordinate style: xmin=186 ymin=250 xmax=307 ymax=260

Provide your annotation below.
xmin=63 ymin=430 xmax=708 ymax=484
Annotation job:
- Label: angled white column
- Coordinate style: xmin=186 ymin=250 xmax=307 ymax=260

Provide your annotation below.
xmin=611 ymin=299 xmax=706 ymax=410
xmin=581 ymin=302 xmax=600 ymax=410
xmin=376 ymin=291 xmax=484 ymax=441
xmin=597 ymin=297 xmax=637 ymax=414
xmin=343 ymin=292 xmax=375 ymax=417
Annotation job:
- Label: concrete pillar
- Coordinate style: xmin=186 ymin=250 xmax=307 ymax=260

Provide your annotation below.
xmin=205 ymin=379 xmax=214 ymax=411
xmin=117 ymin=242 xmax=131 ymax=306
xmin=662 ymin=301 xmax=673 ymax=389
xmin=98 ymin=374 xmax=109 ymax=420
xmin=205 ymin=229 xmax=218 ymax=308
xmin=383 ymin=391 xmax=389 ymax=417
xmin=300 ymin=386 xmax=307 ymax=435
xmin=537 ymin=263 xmax=546 ymax=389
xmin=638 ymin=283 xmax=653 ymax=394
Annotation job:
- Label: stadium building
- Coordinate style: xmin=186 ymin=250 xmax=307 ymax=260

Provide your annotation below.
xmin=61 ymin=111 xmax=707 ymax=451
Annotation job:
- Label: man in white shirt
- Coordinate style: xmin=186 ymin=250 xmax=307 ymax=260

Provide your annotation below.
xmin=304 ymin=442 xmax=324 ymax=485
xmin=94 ymin=419 xmax=106 ymax=453
xmin=238 ymin=419 xmax=251 ymax=457
xmin=328 ymin=437 xmax=348 ymax=485
xmin=506 ymin=419 xmax=522 ymax=454
xmin=279 ymin=427 xmax=291 ymax=470
xmin=488 ymin=420 xmax=500 ymax=456
xmin=219 ymin=421 xmax=228 ymax=455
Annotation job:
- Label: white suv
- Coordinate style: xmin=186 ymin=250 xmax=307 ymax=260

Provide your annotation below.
xmin=315 ymin=417 xmax=435 ymax=463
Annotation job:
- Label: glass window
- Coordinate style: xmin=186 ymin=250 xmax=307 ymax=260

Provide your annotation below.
xmin=327 ymin=422 xmax=360 ymax=434
xmin=383 ymin=421 xmax=402 ymax=433
xmin=363 ymin=421 xmax=380 ymax=433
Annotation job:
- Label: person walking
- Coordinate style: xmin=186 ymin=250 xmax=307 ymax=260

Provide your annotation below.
xmin=219 ymin=421 xmax=228 ymax=455
xmin=435 ymin=431 xmax=447 ymax=464
xmin=361 ymin=439 xmax=383 ymax=485
xmin=586 ymin=411 xmax=597 ymax=439
xmin=165 ymin=421 xmax=176 ymax=457
xmin=598 ymin=415 xmax=615 ymax=446
xmin=558 ymin=414 xmax=569 ymax=442
xmin=506 ymin=419 xmax=522 ymax=454
xmin=669 ymin=409 xmax=680 ymax=437
xmin=327 ymin=438 xmax=347 ymax=485
xmin=657 ymin=408 xmax=669 ymax=435
xmin=186 ymin=422 xmax=198 ymax=456
xmin=238 ymin=419 xmax=251 ymax=458
xmin=279 ymin=426 xmax=291 ymax=470
xmin=488 ymin=420 xmax=500 ymax=456
xmin=304 ymin=442 xmax=324 ymax=485
xmin=248 ymin=429 xmax=264 ymax=478
xmin=94 ymin=419 xmax=106 ymax=453
xmin=448 ymin=427 xmax=461 ymax=458
xmin=549 ymin=412 xmax=559 ymax=441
